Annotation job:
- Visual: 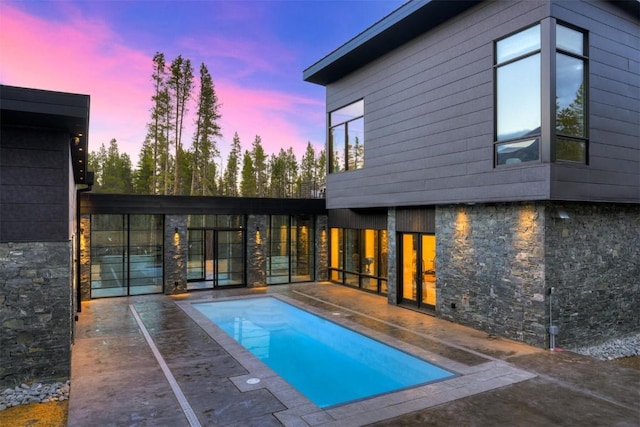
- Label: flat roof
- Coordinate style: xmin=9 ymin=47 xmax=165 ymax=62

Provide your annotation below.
xmin=303 ymin=0 xmax=481 ymax=85
xmin=0 ymin=85 xmax=90 ymax=185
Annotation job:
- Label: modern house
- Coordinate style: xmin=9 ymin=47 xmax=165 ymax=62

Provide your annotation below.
xmin=304 ymin=0 xmax=639 ymax=349
xmin=0 ymin=85 xmax=327 ymax=389
xmin=0 ymin=85 xmax=90 ymax=387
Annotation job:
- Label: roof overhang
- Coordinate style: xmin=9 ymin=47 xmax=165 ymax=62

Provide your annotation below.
xmin=0 ymin=85 xmax=90 ymax=185
xmin=303 ymin=0 xmax=482 ymax=86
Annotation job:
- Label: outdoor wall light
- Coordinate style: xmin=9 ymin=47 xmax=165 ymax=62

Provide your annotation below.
xmin=174 ymin=227 xmax=179 ymax=234
xmin=256 ymin=226 xmax=260 ymax=232
xmin=554 ymin=209 xmax=570 ymax=219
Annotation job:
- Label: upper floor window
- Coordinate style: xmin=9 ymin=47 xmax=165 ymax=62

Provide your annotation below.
xmin=495 ymin=25 xmax=541 ymax=166
xmin=494 ymin=22 xmax=588 ymax=166
xmin=555 ymin=24 xmax=587 ymax=163
xmin=329 ymin=100 xmax=364 ymax=173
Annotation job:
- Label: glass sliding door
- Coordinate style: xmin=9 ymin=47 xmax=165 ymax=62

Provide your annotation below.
xmin=91 ymin=214 xmax=127 ymax=298
xmin=216 ymin=230 xmax=244 ymax=287
xmin=266 ymin=215 xmax=315 ymax=285
xmin=267 ymin=215 xmax=290 ymax=284
xmin=329 ymin=228 xmax=387 ymax=295
xmin=128 ymin=215 xmax=163 ymax=295
xmin=399 ymin=233 xmax=436 ymax=310
xmin=90 ymin=214 xmax=163 ymax=298
xmin=291 ymin=215 xmax=313 ymax=282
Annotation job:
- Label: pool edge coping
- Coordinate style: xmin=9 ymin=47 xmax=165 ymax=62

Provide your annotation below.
xmin=175 ymin=294 xmax=537 ymax=426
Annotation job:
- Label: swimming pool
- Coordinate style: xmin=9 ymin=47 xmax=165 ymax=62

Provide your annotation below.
xmin=193 ymin=297 xmax=454 ymax=408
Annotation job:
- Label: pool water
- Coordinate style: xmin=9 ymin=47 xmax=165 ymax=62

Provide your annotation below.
xmin=194 ymin=297 xmax=454 ymax=408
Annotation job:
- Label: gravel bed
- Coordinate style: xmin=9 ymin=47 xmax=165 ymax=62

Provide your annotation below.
xmin=0 ymin=381 xmax=70 ymax=411
xmin=571 ymin=332 xmax=640 ymax=361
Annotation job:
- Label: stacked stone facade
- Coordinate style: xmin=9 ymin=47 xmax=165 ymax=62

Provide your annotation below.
xmin=435 ymin=202 xmax=639 ymax=349
xmin=163 ymin=215 xmax=188 ymax=294
xmin=0 ymin=242 xmax=72 ymax=387
xmin=544 ymin=202 xmax=640 ymax=348
xmin=436 ymin=203 xmax=547 ymax=347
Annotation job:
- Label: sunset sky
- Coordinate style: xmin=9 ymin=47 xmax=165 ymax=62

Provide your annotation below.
xmin=0 ymin=0 xmax=403 ymax=164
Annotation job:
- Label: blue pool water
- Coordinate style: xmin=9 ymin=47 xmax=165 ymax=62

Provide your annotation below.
xmin=194 ymin=297 xmax=454 ymax=408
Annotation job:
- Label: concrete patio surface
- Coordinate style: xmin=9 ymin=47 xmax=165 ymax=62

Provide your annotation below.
xmin=67 ymin=282 xmax=639 ymax=426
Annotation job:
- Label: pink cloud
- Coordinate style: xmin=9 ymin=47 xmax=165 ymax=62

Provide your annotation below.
xmin=216 ymin=80 xmax=325 ymax=159
xmin=0 ymin=4 xmax=151 ymax=157
xmin=0 ymin=3 xmax=326 ymax=166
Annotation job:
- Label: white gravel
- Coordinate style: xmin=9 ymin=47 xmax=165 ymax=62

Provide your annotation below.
xmin=0 ymin=380 xmax=70 ymax=411
xmin=570 ymin=332 xmax=640 ymax=361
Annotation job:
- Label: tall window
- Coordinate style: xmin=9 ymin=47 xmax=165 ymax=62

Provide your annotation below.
xmin=555 ymin=24 xmax=587 ymax=163
xmin=495 ymin=25 xmax=541 ymax=166
xmin=494 ymin=22 xmax=589 ymax=166
xmin=329 ymin=100 xmax=364 ymax=173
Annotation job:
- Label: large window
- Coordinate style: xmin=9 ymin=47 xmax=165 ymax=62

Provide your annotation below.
xmin=329 ymin=100 xmax=364 ymax=173
xmin=266 ymin=215 xmax=314 ymax=284
xmin=90 ymin=214 xmax=163 ymax=298
xmin=329 ymin=227 xmax=388 ymax=295
xmin=555 ymin=24 xmax=587 ymax=163
xmin=495 ymin=25 xmax=541 ymax=165
xmin=494 ymin=22 xmax=588 ymax=166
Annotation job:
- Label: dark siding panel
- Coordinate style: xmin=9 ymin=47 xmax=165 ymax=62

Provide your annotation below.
xmin=325 ymin=0 xmax=552 ymax=209
xmin=397 ymin=208 xmax=435 ymax=233
xmin=81 ymin=193 xmax=327 ymax=216
xmin=0 ymin=127 xmax=69 ymax=242
xmin=328 ymin=209 xmax=387 ymax=229
xmin=550 ymin=0 xmax=639 ymax=202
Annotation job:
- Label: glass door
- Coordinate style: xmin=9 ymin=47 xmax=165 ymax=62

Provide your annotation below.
xmin=399 ymin=233 xmax=436 ymax=310
xmin=216 ymin=230 xmax=244 ymax=287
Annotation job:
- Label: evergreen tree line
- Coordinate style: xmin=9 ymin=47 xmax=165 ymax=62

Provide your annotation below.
xmin=88 ymin=52 xmax=326 ymax=198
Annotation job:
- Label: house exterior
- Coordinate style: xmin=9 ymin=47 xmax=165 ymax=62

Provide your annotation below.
xmin=0 ymin=85 xmax=328 ymax=389
xmin=304 ymin=0 xmax=639 ymax=349
xmin=0 ymin=85 xmax=90 ymax=387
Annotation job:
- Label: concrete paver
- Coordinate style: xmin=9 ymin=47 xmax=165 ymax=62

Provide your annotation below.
xmin=68 ymin=282 xmax=640 ymax=426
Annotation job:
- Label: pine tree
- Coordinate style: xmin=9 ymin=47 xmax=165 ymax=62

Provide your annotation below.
xmin=251 ymin=135 xmax=268 ymax=197
xmin=140 ymin=52 xmax=172 ymax=195
xmin=223 ymin=132 xmax=242 ymax=196
xmin=240 ymin=150 xmax=257 ymax=197
xmin=300 ymin=142 xmax=316 ymax=198
xmin=191 ymin=63 xmax=222 ymax=195
xmin=134 ymin=137 xmax=155 ymax=193
xmin=100 ymin=139 xmax=134 ymax=193
xmin=168 ymin=55 xmax=194 ymax=194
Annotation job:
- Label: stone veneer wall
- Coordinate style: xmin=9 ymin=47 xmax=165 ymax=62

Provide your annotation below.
xmin=164 ymin=215 xmax=188 ymax=294
xmin=0 ymin=242 xmax=72 ymax=387
xmin=316 ymin=216 xmax=329 ymax=282
xmin=386 ymin=208 xmax=398 ymax=305
xmin=436 ymin=203 xmax=548 ymax=347
xmin=545 ymin=202 xmax=640 ymax=349
xmin=247 ymin=215 xmax=267 ymax=287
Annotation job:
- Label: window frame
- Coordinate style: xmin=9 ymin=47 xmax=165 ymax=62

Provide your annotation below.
xmin=493 ymin=20 xmax=589 ymax=167
xmin=493 ymin=24 xmax=542 ymax=167
xmin=553 ymin=21 xmax=589 ymax=164
xmin=328 ymin=99 xmax=364 ymax=173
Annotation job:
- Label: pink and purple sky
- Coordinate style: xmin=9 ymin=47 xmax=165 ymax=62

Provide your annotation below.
xmin=0 ymin=0 xmax=403 ymax=163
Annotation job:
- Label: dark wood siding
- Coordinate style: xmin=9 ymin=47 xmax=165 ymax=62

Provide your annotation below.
xmin=323 ymin=0 xmax=638 ymax=209
xmin=397 ymin=207 xmax=436 ymax=233
xmin=549 ymin=0 xmax=640 ymax=202
xmin=81 ymin=193 xmax=327 ymax=216
xmin=0 ymin=127 xmax=69 ymax=242
xmin=327 ymin=208 xmax=387 ymax=229
xmin=325 ymin=0 xmax=551 ymax=209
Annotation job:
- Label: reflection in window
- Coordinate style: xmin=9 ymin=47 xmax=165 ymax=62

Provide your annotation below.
xmin=495 ymin=25 xmax=541 ymax=165
xmin=555 ymin=24 xmax=587 ymax=163
xmin=494 ymin=22 xmax=588 ymax=166
xmin=329 ymin=100 xmax=364 ymax=173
